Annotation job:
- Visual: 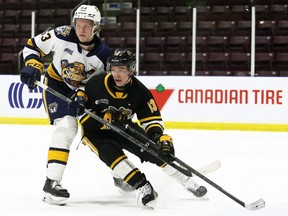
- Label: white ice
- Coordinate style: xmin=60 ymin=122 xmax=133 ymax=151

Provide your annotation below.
xmin=1 ymin=124 xmax=287 ymax=216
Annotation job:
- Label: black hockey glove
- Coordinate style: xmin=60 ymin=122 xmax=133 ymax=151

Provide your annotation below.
xmin=20 ymin=66 xmax=41 ymax=90
xmin=100 ymin=107 xmax=130 ymax=130
xmin=73 ymin=90 xmax=87 ymax=117
xmin=156 ymin=134 xmax=175 ymax=162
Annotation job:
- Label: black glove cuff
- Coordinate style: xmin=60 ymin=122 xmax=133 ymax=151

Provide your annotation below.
xmin=150 ymin=133 xmax=162 ymax=143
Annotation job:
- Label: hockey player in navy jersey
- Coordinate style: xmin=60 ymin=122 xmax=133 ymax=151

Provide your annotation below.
xmin=20 ymin=5 xmax=112 ymax=205
xmin=79 ymin=48 xmax=207 ymax=208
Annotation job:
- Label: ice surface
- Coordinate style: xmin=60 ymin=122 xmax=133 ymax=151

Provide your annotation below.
xmin=1 ymin=124 xmax=288 ymax=216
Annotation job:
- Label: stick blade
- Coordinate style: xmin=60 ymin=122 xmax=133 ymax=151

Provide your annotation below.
xmin=245 ymin=198 xmax=265 ymax=211
xmin=197 ymin=160 xmax=221 ymax=175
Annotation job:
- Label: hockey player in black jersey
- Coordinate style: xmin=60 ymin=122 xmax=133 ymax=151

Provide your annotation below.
xmin=79 ymin=48 xmax=207 ymax=208
xmin=20 ymin=5 xmax=112 ymax=205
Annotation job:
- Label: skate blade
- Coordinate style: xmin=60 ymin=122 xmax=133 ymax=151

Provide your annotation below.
xmin=194 ymin=194 xmax=209 ymax=201
xmin=144 ymin=200 xmax=157 ymax=210
xmin=43 ymin=193 xmax=68 ymax=206
xmin=185 ymin=189 xmax=209 ymax=201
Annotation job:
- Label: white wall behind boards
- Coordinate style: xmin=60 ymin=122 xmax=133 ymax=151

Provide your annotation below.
xmin=1 ymin=75 xmax=288 ymax=130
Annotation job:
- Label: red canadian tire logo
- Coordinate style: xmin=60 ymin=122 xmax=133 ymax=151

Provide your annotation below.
xmin=149 ymin=84 xmax=174 ymax=111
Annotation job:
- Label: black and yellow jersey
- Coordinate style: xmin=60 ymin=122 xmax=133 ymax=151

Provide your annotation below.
xmin=80 ymin=73 xmax=164 ymax=137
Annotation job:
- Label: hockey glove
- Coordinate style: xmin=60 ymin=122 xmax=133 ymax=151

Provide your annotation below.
xmin=157 ymin=134 xmax=175 ymax=162
xmin=20 ymin=66 xmax=41 ymax=90
xmin=100 ymin=107 xmax=130 ymax=130
xmin=74 ymin=90 xmax=87 ymax=117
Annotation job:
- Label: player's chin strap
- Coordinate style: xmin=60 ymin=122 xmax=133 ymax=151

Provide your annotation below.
xmin=34 ymin=80 xmax=265 ymax=211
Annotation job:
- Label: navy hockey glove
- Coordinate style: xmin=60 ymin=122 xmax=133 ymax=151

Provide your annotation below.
xmin=20 ymin=66 xmax=41 ymax=90
xmin=153 ymin=134 xmax=175 ymax=162
xmin=74 ymin=90 xmax=87 ymax=117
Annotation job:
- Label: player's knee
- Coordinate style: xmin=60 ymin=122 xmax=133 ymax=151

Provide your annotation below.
xmin=98 ymin=142 xmax=124 ymax=166
xmin=52 ymin=115 xmax=78 ymax=148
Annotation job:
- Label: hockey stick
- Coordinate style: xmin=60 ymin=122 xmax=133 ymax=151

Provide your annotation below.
xmin=195 ymin=160 xmax=221 ymax=175
xmin=122 ymin=125 xmax=265 ymax=210
xmin=34 ymin=81 xmax=219 ymax=175
xmin=34 ymin=80 xmax=191 ymax=175
xmin=35 ymin=81 xmax=265 ymax=211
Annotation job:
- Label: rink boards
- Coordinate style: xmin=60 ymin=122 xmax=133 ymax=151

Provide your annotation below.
xmin=1 ymin=75 xmax=288 ymax=131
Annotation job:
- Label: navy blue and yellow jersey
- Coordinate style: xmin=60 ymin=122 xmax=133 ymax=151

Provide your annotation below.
xmin=22 ymin=25 xmax=112 ymax=90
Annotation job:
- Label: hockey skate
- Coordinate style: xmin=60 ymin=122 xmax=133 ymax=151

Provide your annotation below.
xmin=182 ymin=177 xmax=207 ymax=197
xmin=136 ymin=181 xmax=158 ymax=209
xmin=162 ymin=164 xmax=207 ymax=198
xmin=43 ymin=178 xmax=70 ymax=206
xmin=113 ymin=177 xmax=135 ymax=197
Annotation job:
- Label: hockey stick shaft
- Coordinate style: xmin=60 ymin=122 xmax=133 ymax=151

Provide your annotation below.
xmin=84 ymin=109 xmax=193 ymax=176
xmin=35 ymin=80 xmax=191 ymax=176
xmin=35 ymin=80 xmax=265 ymax=210
xmin=86 ymin=112 xmax=264 ymax=210
xmin=125 ymin=124 xmax=265 ymax=210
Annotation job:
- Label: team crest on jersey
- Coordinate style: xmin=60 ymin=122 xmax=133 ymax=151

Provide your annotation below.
xmin=61 ymin=60 xmax=95 ymax=87
xmin=48 ymin=102 xmax=58 ymax=113
xmin=104 ymin=106 xmax=133 ymax=120
xmin=55 ymin=26 xmax=72 ymax=37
